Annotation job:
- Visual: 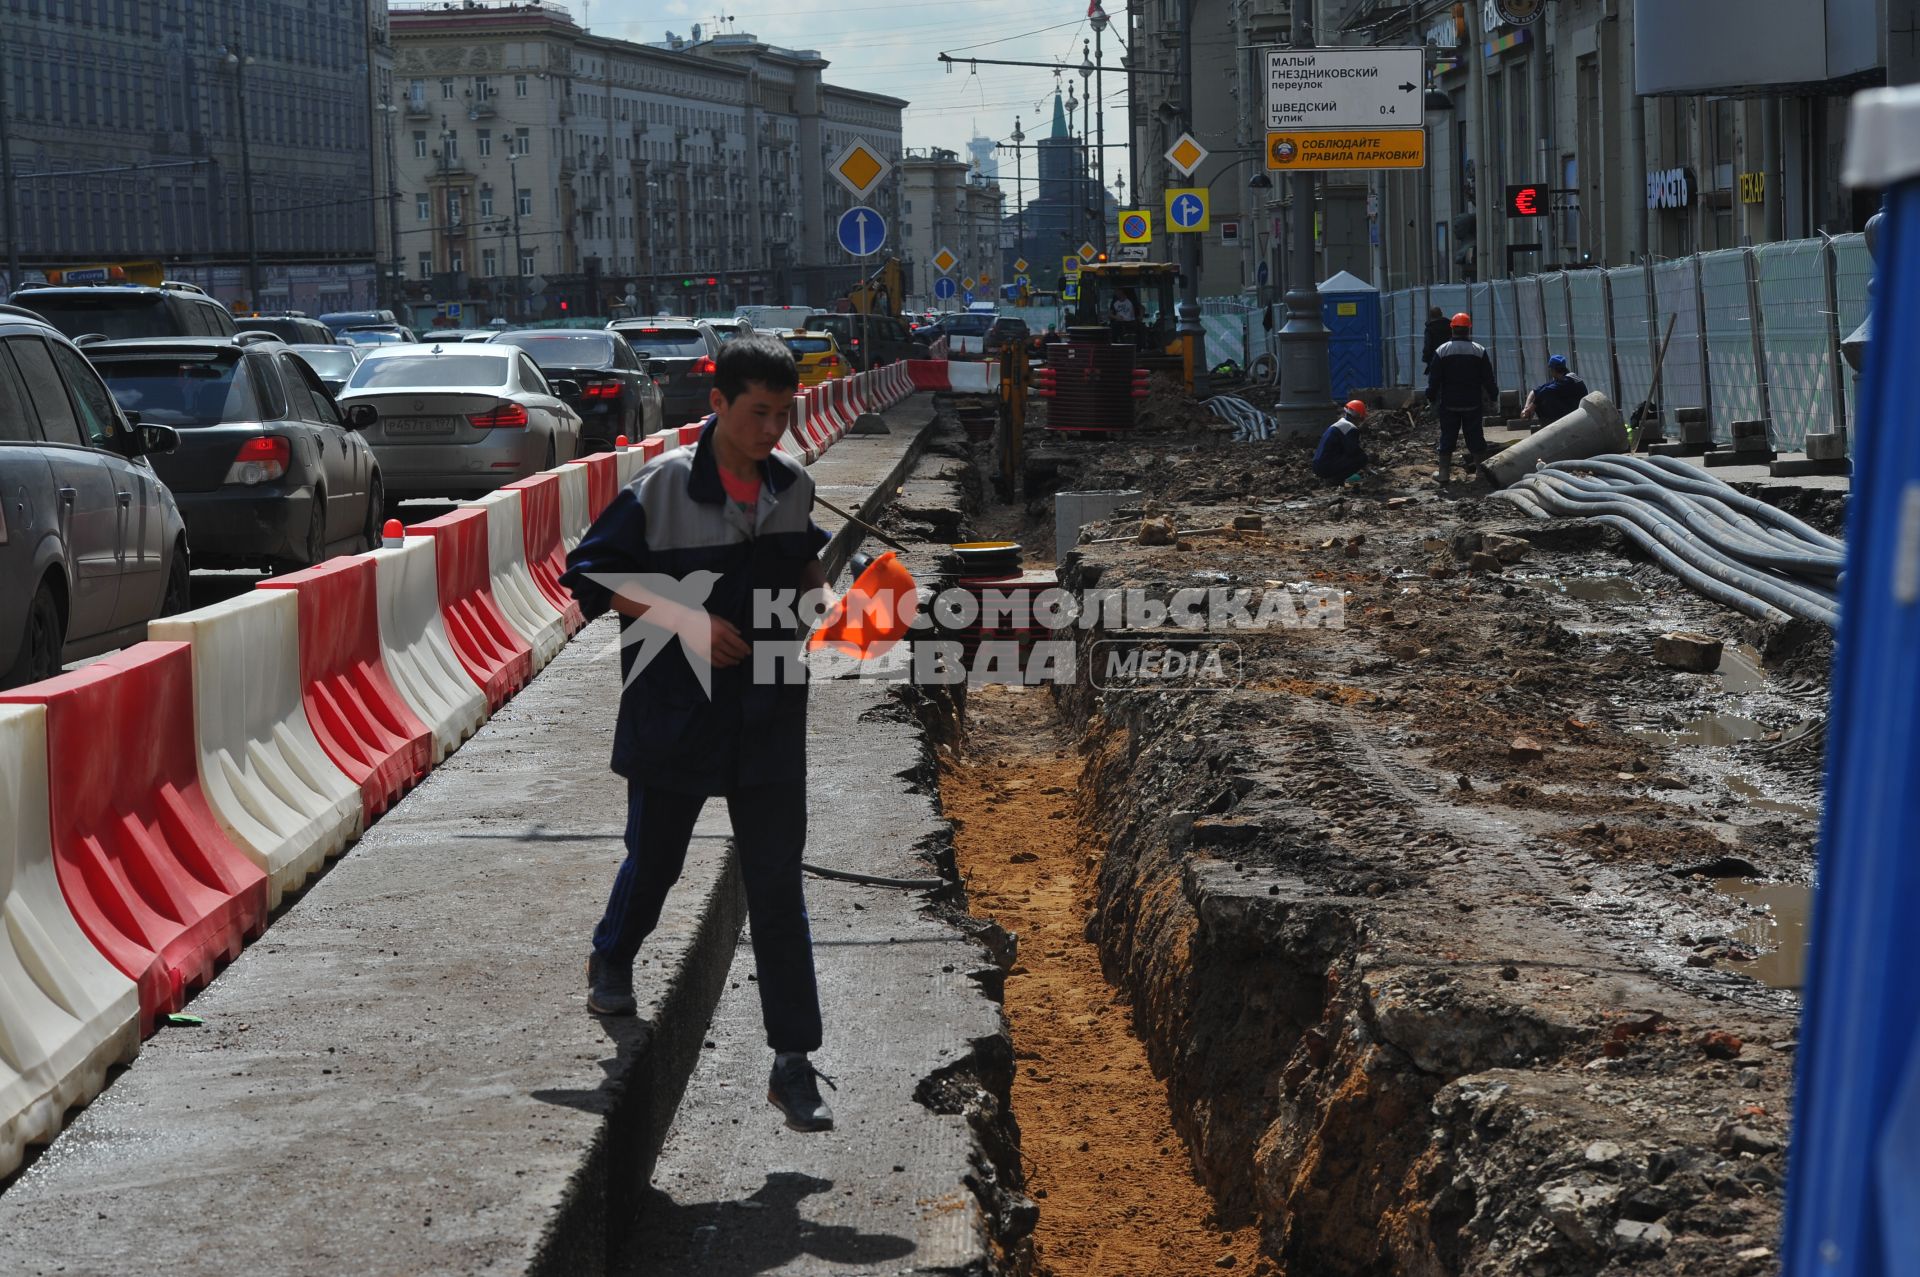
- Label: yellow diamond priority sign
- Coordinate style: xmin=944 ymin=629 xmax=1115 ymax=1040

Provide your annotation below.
xmin=1078 ymin=241 xmax=1098 ymax=262
xmin=830 ymin=140 xmax=891 ymax=197
xmin=1013 ymin=257 xmax=1029 ymax=274
xmin=932 ymin=246 xmax=957 ymax=275
xmin=1165 ymin=132 xmax=1209 ymax=178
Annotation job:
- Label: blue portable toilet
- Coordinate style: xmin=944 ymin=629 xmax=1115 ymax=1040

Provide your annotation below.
xmin=1318 ymin=270 xmax=1382 ymax=401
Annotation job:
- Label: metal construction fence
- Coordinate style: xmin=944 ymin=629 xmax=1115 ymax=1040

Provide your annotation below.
xmin=1384 ymin=233 xmax=1872 ymax=453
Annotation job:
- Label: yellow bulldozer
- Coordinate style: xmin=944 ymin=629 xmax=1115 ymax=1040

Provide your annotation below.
xmin=841 ymin=257 xmax=906 ymax=317
xmin=1066 ymin=261 xmax=1196 ymax=386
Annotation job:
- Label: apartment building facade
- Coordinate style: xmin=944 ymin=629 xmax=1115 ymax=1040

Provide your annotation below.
xmin=900 ymin=149 xmax=1005 ymax=309
xmin=1 ymin=0 xmax=387 ymax=310
xmin=388 ymin=1 xmax=904 ymax=319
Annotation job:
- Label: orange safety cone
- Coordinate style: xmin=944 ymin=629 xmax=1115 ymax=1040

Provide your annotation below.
xmin=808 ymin=551 xmax=918 ymax=660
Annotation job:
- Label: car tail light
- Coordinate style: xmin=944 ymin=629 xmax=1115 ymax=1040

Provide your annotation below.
xmin=225 ymin=434 xmax=290 ymax=485
xmin=692 ymin=356 xmax=716 ymax=377
xmin=826 ymin=355 xmax=840 ymax=369
xmin=583 ymin=380 xmax=622 ymax=399
xmin=469 ymin=401 xmax=529 ymax=429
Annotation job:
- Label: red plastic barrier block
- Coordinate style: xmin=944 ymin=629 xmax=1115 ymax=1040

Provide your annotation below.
xmin=505 ymin=473 xmax=585 ymax=632
xmin=260 ymin=558 xmax=434 ymax=824
xmin=640 ymin=437 xmax=664 ymax=463
xmin=906 ymin=359 xmax=950 ymax=391
xmin=411 ymin=510 xmax=533 ymax=712
xmin=677 ymin=423 xmax=703 ymax=446
xmin=567 ymin=452 xmax=619 ymax=520
xmin=0 ymin=643 xmax=270 ymax=1037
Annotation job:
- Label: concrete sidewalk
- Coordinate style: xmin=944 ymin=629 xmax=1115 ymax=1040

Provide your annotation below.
xmin=0 ymin=396 xmax=989 ymax=1277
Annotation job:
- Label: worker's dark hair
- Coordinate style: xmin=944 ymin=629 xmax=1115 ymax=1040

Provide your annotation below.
xmin=1428 ymin=305 xmax=1444 ymax=319
xmin=714 ymin=333 xmax=799 ymax=399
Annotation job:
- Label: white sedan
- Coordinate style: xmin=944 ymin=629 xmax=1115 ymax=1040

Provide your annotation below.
xmin=336 ymin=343 xmax=583 ymax=500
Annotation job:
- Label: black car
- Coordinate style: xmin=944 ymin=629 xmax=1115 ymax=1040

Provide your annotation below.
xmin=285 ymin=342 xmax=366 ymax=396
xmin=234 ymin=313 xmax=338 ymax=345
xmin=10 ymin=282 xmax=238 ymax=341
xmin=805 ymin=312 xmax=923 ymax=371
xmin=489 ymin=330 xmax=662 ymax=452
xmin=607 ymin=319 xmax=720 ymax=427
xmin=87 ymin=334 xmax=385 ymax=570
xmin=984 ymin=316 xmax=1031 ymax=356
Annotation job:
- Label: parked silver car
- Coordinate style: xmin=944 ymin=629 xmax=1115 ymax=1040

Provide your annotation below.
xmin=335 ymin=344 xmax=583 ymax=500
xmin=0 ymin=304 xmax=189 ymax=688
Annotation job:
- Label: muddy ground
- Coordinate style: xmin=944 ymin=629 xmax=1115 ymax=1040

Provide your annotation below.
xmin=890 ymin=389 xmax=1826 ymax=1275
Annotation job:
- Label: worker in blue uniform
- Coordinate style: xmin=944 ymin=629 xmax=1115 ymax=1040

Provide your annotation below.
xmin=1311 ymin=400 xmax=1371 ymax=485
xmin=1425 ymin=312 xmax=1500 ymax=486
xmin=1522 ymin=354 xmax=1589 ymax=428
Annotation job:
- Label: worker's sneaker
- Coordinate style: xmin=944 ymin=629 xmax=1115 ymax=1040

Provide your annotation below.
xmin=586 ymin=952 xmax=636 ymax=1016
xmin=768 ymin=1053 xmax=837 ymax=1132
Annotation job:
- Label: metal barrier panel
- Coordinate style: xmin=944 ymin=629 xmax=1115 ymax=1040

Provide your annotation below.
xmin=1430 ymin=283 xmax=1469 ymax=332
xmin=1491 ymin=281 xmax=1524 ymax=398
xmin=1567 ymin=272 xmax=1609 ymax=386
xmin=1517 ymin=277 xmax=1549 ymax=389
xmin=1541 ymin=273 xmax=1573 ymax=368
xmin=1700 ymin=248 xmax=1761 ymax=440
xmin=1652 ymin=259 xmax=1707 ymax=421
xmin=1831 ymin=231 xmax=1873 ymax=442
xmin=1754 ymin=238 xmax=1836 ymax=451
xmin=1607 ymin=266 xmax=1655 ymax=413
xmin=1387 ymin=289 xmax=1413 ymax=385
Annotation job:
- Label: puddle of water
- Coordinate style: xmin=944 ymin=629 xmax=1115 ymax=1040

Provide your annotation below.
xmin=1715 ymin=643 xmax=1769 ymax=696
xmin=1546 ymin=576 xmax=1647 ymax=604
xmin=1632 ymin=710 xmax=1819 ymax=748
xmin=1725 ymin=775 xmax=1820 ymax=823
xmin=1714 ymin=880 xmax=1812 ymax=990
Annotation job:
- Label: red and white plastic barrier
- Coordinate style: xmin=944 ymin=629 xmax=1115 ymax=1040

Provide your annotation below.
xmin=556 ymin=463 xmax=591 ymax=553
xmin=149 ymin=590 xmax=362 ymax=907
xmin=0 ymin=644 xmax=270 ymax=1037
xmin=260 ymin=559 xmax=434 ymax=824
xmin=411 ymin=509 xmax=534 ymax=711
xmin=468 ymin=489 xmax=569 ymax=671
xmin=503 ymin=473 xmax=585 ymax=632
xmin=0 ymin=703 xmax=143 ymax=1177
xmin=369 ymin=534 xmax=489 ymax=763
xmin=907 ymin=359 xmax=1000 ymax=394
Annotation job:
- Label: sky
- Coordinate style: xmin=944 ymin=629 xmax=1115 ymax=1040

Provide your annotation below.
xmin=555 ymin=0 xmax=1131 ymax=196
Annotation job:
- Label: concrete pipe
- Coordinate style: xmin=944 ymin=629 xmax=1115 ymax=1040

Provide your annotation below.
xmin=1480 ymin=392 xmax=1628 ymax=489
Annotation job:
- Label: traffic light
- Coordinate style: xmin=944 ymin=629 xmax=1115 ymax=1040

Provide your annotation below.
xmin=705 ymin=276 xmax=717 ymax=286
xmin=682 ymin=278 xmax=695 ymax=288
xmin=559 ymin=299 xmax=570 ymax=313
xmin=1505 ymin=184 xmax=1547 ymax=218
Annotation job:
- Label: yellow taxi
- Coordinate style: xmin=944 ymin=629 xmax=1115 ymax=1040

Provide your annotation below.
xmin=778 ymin=329 xmax=849 ymax=386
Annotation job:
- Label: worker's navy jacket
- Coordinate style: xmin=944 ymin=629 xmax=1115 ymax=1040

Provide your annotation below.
xmin=1311 ymin=418 xmax=1367 ymax=482
xmin=560 ymin=420 xmax=829 ymax=795
xmin=1427 ymin=338 xmax=1500 ymax=412
xmin=1531 ymin=374 xmax=1589 ymax=426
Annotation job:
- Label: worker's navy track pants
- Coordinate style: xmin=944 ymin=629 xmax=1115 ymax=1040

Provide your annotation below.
xmin=1437 ymin=408 xmax=1487 ymax=459
xmin=592 ymin=779 xmax=822 ymax=1053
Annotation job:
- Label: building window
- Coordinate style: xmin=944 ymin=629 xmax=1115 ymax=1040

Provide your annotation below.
xmin=450 ymin=250 xmax=464 ymax=274
xmin=413 ymin=130 xmax=428 ymax=159
xmin=520 ymin=250 xmax=536 ymax=276
xmin=482 ymin=247 xmax=498 ymax=277
xmin=479 ymin=187 xmax=494 ymax=217
xmin=443 ymin=131 xmax=459 ymax=161
xmin=473 ymin=76 xmax=492 ymax=100
xmin=515 ymin=74 xmax=529 ymax=97
xmin=514 ymin=127 xmax=530 ymax=155
xmin=440 ymin=77 xmax=456 ymax=100
xmin=418 ymin=252 xmax=433 ymax=280
xmin=416 ymin=193 xmax=430 ymax=221
xmin=447 ymin=191 xmax=463 ymax=223
xmin=478 ymin=129 xmax=492 ymax=157
xmin=518 ymin=188 xmax=533 ymax=217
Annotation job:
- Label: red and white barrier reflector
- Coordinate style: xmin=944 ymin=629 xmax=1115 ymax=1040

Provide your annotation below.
xmin=0 ymin=703 xmax=142 ymax=1176
xmin=149 ymin=590 xmax=362 ymax=907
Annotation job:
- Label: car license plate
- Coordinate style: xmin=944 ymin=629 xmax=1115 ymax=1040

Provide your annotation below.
xmin=385 ymin=415 xmax=458 ymax=435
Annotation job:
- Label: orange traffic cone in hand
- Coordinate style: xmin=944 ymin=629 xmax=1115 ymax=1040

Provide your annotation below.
xmin=809 ymin=551 xmax=918 ymax=660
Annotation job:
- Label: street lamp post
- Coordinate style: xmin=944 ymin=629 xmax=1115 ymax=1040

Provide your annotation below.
xmin=509 ymin=152 xmax=526 ymax=320
xmin=1007 ymin=117 xmax=1026 ymax=270
xmin=376 ymin=97 xmax=402 ymax=311
xmin=1175 ymin=0 xmax=1203 ymax=387
xmin=0 ymin=22 xmax=20 ymax=291
xmin=1079 ymin=49 xmax=1095 ymax=247
xmin=221 ymin=43 xmax=262 ymax=306
xmin=1271 ymin=0 xmax=1333 ymax=437
xmin=1090 ymin=9 xmax=1109 ymax=255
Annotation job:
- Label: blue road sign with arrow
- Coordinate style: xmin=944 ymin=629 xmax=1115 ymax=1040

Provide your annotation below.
xmin=933 ymin=276 xmax=958 ymax=300
xmin=1168 ymin=189 xmax=1208 ymax=231
xmin=836 ymin=205 xmax=887 ymax=258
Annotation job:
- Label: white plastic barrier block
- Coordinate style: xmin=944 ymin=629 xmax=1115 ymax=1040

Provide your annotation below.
xmin=0 ymin=704 xmax=143 ymax=1178
xmin=368 ymin=538 xmax=489 ymax=762
xmin=557 ymin=462 xmax=591 ymax=552
xmin=149 ymin=590 xmax=363 ymax=908
xmin=615 ymin=447 xmax=642 ymax=488
xmin=152 ymin=591 xmax=361 ymax=882
xmin=470 ymin=489 xmax=567 ymax=672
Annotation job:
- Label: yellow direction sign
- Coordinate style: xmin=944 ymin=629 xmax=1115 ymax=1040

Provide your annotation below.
xmin=1013 ymin=257 xmax=1029 ymax=274
xmin=932 ymin=246 xmax=957 ymax=275
xmin=1165 ymin=187 xmax=1210 ymax=233
xmin=1165 ymin=132 xmax=1208 ymax=178
xmin=830 ymin=140 xmax=891 ymax=196
xmin=1118 ymin=210 xmax=1152 ymax=244
xmin=1266 ymin=129 xmax=1426 ymax=171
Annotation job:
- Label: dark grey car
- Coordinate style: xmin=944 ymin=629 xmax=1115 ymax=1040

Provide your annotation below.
xmin=0 ymin=306 xmax=189 ymax=688
xmin=607 ymin=319 xmax=719 ymax=427
xmin=9 ymin=282 xmax=239 ymax=341
xmin=87 ymin=335 xmax=383 ymax=571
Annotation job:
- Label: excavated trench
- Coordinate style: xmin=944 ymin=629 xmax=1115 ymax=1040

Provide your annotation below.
xmin=894 ymin=395 xmax=1808 ymax=1276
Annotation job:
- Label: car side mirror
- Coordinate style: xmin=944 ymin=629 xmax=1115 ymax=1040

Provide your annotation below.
xmin=135 ymin=423 xmax=179 ymax=456
xmin=550 ymin=379 xmax=581 ymax=398
xmin=344 ymin=403 xmax=378 ymax=430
